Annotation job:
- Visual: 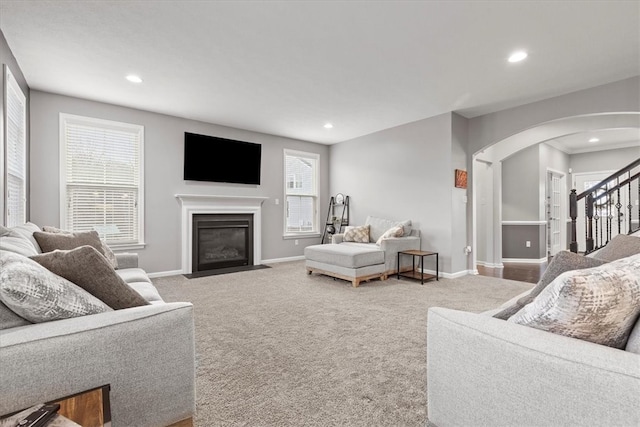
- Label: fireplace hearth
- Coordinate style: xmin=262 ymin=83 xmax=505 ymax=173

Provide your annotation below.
xmin=192 ymin=214 xmax=253 ymax=273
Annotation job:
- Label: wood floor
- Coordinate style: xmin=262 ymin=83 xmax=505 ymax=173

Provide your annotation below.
xmin=477 ymin=261 xmax=548 ymax=284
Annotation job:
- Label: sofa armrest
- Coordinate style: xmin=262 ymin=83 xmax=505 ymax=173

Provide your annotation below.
xmin=332 ymin=234 xmax=344 ymax=244
xmin=0 ymin=303 xmax=195 ymax=427
xmin=380 ymin=236 xmax=421 ymax=272
xmin=427 ymin=307 xmax=640 ymax=426
xmin=115 ymin=252 xmax=138 ymax=269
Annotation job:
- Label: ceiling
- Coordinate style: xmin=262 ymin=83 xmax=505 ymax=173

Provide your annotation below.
xmin=1 ymin=1 xmax=639 ymax=145
xmin=546 ymin=128 xmax=640 ymax=155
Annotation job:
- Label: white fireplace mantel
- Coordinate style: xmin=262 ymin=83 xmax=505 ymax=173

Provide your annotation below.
xmin=175 ymin=194 xmax=268 ymax=274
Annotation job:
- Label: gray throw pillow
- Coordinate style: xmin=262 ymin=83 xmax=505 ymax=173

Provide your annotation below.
xmin=0 ymin=250 xmax=112 ymax=323
xmin=30 ymin=246 xmax=149 ymax=310
xmin=42 ymin=226 xmax=118 ymax=269
xmin=509 ymin=253 xmax=640 ymax=349
xmin=34 ymin=229 xmax=103 ymax=254
xmin=493 ymin=251 xmax=607 ymax=320
xmin=591 ymin=233 xmax=640 ymax=262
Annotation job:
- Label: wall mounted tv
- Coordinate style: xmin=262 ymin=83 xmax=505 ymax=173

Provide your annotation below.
xmin=183 ymin=132 xmax=262 ymax=185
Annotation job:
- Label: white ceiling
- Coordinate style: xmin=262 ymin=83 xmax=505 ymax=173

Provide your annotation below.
xmin=546 ymin=128 xmax=640 ymax=155
xmin=1 ymin=1 xmax=639 ymax=145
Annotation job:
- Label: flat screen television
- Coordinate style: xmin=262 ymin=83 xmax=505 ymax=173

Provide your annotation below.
xmin=184 ymin=132 xmax=261 ymax=185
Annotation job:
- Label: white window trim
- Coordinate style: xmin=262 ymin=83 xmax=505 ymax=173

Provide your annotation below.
xmin=283 ymin=149 xmax=320 ymax=238
xmin=3 ymin=65 xmax=27 ymax=227
xmin=59 ymin=113 xmax=145 ymax=247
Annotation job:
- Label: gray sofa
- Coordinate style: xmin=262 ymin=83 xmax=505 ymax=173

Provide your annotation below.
xmin=427 ymin=245 xmax=640 ymax=426
xmin=305 ymin=216 xmax=421 ymax=287
xmin=0 ymin=223 xmax=196 ymax=426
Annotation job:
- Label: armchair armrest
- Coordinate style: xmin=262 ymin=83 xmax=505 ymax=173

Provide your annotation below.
xmin=427 ymin=307 xmax=640 ymax=426
xmin=115 ymin=252 xmax=138 ymax=269
xmin=380 ymin=236 xmax=421 ymax=272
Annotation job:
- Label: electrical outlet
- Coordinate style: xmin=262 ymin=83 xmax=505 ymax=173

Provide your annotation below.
xmin=275 ymin=198 xmax=279 ymax=205
xmin=294 ymin=240 xmax=299 ymax=245
xmin=525 ymin=241 xmax=531 ymax=248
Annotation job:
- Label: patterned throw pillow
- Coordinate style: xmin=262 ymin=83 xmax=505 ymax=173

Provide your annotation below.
xmin=509 ymin=253 xmax=640 ymax=349
xmin=376 ymin=226 xmax=404 ymax=245
xmin=493 ymin=251 xmax=607 ymax=320
xmin=0 ymin=251 xmax=112 ymax=323
xmin=343 ymin=225 xmax=370 ymax=243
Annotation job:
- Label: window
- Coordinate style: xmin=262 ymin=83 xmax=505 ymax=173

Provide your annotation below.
xmin=284 ymin=149 xmax=319 ymax=235
xmin=4 ymin=66 xmax=27 ymax=227
xmin=60 ymin=114 xmax=144 ymax=248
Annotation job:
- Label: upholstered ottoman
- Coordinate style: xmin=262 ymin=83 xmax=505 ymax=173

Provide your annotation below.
xmin=304 ymin=243 xmax=387 ymax=287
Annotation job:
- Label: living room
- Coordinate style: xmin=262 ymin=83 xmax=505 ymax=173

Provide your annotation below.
xmin=1 ymin=1 xmax=639 ymax=426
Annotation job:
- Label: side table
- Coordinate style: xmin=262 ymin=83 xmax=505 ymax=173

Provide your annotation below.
xmin=397 ymin=250 xmax=439 ymax=285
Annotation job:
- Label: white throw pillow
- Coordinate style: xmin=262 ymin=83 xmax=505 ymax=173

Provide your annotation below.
xmin=343 ymin=225 xmax=370 ymax=243
xmin=376 ymin=225 xmax=404 ymax=245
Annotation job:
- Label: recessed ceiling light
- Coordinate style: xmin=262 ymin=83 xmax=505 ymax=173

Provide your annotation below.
xmin=126 ymin=75 xmax=143 ymax=83
xmin=589 ymin=137 xmax=600 ymax=143
xmin=508 ymin=51 xmax=528 ymax=63
xmin=324 ymin=123 xmax=333 ymax=129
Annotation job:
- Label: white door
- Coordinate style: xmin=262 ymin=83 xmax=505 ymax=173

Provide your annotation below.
xmin=573 ymin=171 xmax=627 ymax=251
xmin=547 ymin=172 xmax=563 ymax=256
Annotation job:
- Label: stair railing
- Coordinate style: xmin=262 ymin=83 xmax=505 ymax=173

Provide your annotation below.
xmin=569 ymin=157 xmax=640 ymax=254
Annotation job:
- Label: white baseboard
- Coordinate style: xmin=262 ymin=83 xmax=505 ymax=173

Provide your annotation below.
xmin=416 ymin=268 xmax=472 ymax=279
xmin=261 ymin=255 xmax=305 ymax=264
xmin=148 ymin=269 xmax=183 ymax=278
xmin=502 ymin=257 xmax=547 ymax=264
xmin=475 ymin=261 xmax=504 ymax=268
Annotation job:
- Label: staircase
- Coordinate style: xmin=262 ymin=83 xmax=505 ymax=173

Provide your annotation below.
xmin=569 ymin=157 xmax=640 ymax=254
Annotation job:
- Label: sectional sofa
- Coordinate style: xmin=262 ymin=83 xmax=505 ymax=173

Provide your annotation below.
xmin=0 ymin=223 xmax=196 ymax=426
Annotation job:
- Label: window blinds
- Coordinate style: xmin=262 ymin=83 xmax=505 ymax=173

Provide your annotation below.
xmin=5 ymin=67 xmax=27 ymax=227
xmin=61 ymin=115 xmax=143 ymax=245
xmin=284 ymin=151 xmax=318 ymax=233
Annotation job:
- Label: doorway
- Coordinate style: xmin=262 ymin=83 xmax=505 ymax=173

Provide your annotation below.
xmin=546 ymin=169 xmax=566 ymax=256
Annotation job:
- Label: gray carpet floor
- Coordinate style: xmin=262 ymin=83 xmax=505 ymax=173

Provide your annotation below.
xmin=153 ymin=261 xmax=532 ymax=427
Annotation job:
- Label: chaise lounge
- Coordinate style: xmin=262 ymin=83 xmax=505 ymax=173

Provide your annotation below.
xmin=305 ymin=216 xmax=421 ymax=287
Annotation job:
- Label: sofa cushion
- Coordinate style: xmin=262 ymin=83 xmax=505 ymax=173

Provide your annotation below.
xmin=116 ymin=268 xmax=152 ymax=284
xmin=343 ymin=225 xmax=370 ymax=243
xmin=305 ymin=243 xmax=384 ymax=269
xmin=0 ymin=300 xmax=31 ymax=329
xmin=493 ymin=251 xmax=607 ymax=320
xmin=0 ymin=226 xmax=39 ymax=257
xmin=376 ymin=225 xmax=404 ymax=245
xmin=34 ymin=230 xmax=104 ymax=255
xmin=43 ymin=225 xmax=118 ymax=269
xmin=626 ymin=317 xmax=640 ymax=354
xmin=590 ymin=233 xmax=640 ymax=262
xmin=509 ymin=253 xmax=640 ymax=349
xmin=128 ymin=281 xmax=164 ymax=303
xmin=365 ymin=216 xmax=412 ymax=243
xmin=0 ymin=250 xmax=112 ymax=323
xmin=9 ymin=222 xmax=43 ymax=253
xmin=30 ymin=246 xmax=149 ymax=310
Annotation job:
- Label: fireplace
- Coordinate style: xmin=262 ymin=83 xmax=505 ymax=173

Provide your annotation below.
xmin=175 ymin=194 xmax=267 ymax=274
xmin=192 ymin=214 xmax=253 ymax=273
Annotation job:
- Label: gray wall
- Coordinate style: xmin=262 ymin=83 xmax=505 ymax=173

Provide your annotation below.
xmin=0 ymin=30 xmax=30 ymax=225
xmin=502 ymin=224 xmax=546 ymax=259
xmin=502 ymin=144 xmax=539 ymax=221
xmin=329 ymin=112 xmax=470 ymax=275
xmin=569 ymin=146 xmax=640 ymax=176
xmin=29 ymin=90 xmax=329 ymax=274
xmin=450 ymin=113 xmax=469 ymax=272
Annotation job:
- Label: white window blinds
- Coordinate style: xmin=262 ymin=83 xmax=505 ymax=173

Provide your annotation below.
xmin=284 ymin=150 xmax=319 ymax=234
xmin=60 ymin=114 xmax=144 ymax=246
xmin=4 ymin=66 xmax=27 ymax=227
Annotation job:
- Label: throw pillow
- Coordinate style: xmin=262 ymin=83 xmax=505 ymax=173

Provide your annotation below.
xmin=9 ymin=222 xmax=43 ymax=252
xmin=42 ymin=226 xmax=118 ymax=269
xmin=343 ymin=225 xmax=370 ymax=243
xmin=0 ymin=226 xmax=39 ymax=257
xmin=508 ymin=253 xmax=640 ymax=349
xmin=0 ymin=300 xmax=31 ymax=329
xmin=30 ymin=246 xmax=149 ymax=310
xmin=591 ymin=233 xmax=640 ymax=262
xmin=0 ymin=250 xmax=112 ymax=323
xmin=493 ymin=251 xmax=607 ymax=320
xmin=376 ymin=225 xmax=404 ymax=245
